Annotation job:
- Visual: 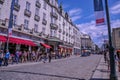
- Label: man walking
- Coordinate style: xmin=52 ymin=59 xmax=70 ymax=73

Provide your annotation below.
xmin=4 ymin=50 xmax=10 ymax=66
xmin=0 ymin=50 xmax=4 ymax=66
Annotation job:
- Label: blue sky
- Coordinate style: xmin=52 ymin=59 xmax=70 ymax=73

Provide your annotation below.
xmin=58 ymin=0 xmax=120 ymax=47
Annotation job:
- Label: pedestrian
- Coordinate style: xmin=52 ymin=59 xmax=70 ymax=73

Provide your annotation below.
xmin=106 ymin=50 xmax=110 ymax=70
xmin=48 ymin=51 xmax=52 ymax=63
xmin=103 ymin=51 xmax=107 ymax=63
xmin=0 ymin=50 xmax=4 ymax=66
xmin=4 ymin=50 xmax=10 ymax=66
xmin=116 ymin=50 xmax=120 ymax=72
xmin=43 ymin=52 xmax=47 ymax=63
xmin=15 ymin=50 xmax=19 ymax=64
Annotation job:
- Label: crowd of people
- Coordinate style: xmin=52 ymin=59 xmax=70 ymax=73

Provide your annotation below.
xmin=103 ymin=50 xmax=120 ymax=72
xmin=0 ymin=49 xmax=71 ymax=67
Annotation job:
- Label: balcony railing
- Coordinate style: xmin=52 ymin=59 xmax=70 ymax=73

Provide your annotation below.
xmin=14 ymin=3 xmax=20 ymax=11
xmin=36 ymin=1 xmax=41 ymax=8
xmin=51 ymin=12 xmax=58 ymax=19
xmin=24 ymin=9 xmax=31 ymax=17
xmin=0 ymin=0 xmax=4 ymax=4
xmin=0 ymin=19 xmax=6 ymax=26
xmin=29 ymin=29 xmax=33 ymax=34
xmin=13 ymin=24 xmax=22 ymax=31
xmin=50 ymin=23 xmax=58 ymax=30
xmin=63 ymin=31 xmax=65 ymax=35
xmin=66 ymin=33 xmax=68 ymax=36
xmin=42 ymin=19 xmax=47 ymax=25
xmin=59 ymin=29 xmax=62 ymax=33
xmin=34 ymin=15 xmax=40 ymax=22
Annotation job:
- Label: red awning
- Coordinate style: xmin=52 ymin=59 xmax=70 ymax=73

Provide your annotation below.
xmin=41 ymin=43 xmax=51 ymax=48
xmin=0 ymin=35 xmax=7 ymax=42
xmin=9 ymin=37 xmax=36 ymax=46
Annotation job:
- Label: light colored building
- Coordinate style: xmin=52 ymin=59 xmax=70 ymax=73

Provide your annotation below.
xmin=0 ymin=0 xmax=80 ymax=55
xmin=112 ymin=27 xmax=120 ymax=50
xmin=81 ymin=34 xmax=92 ymax=53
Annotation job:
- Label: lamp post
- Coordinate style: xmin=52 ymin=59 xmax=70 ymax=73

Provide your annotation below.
xmin=6 ymin=0 xmax=15 ymax=50
xmin=104 ymin=0 xmax=117 ymax=80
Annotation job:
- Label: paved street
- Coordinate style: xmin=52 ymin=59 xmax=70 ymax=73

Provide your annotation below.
xmin=0 ymin=55 xmax=102 ymax=80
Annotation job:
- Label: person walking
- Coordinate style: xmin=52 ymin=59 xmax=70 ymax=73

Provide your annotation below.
xmin=48 ymin=51 xmax=52 ymax=63
xmin=15 ymin=50 xmax=19 ymax=64
xmin=0 ymin=50 xmax=4 ymax=66
xmin=103 ymin=51 xmax=107 ymax=63
xmin=106 ymin=50 xmax=110 ymax=70
xmin=116 ymin=50 xmax=120 ymax=72
xmin=4 ymin=50 xmax=10 ymax=66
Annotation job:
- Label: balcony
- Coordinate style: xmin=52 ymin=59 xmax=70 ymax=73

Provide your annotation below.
xmin=50 ymin=23 xmax=58 ymax=30
xmin=63 ymin=31 xmax=65 ymax=35
xmin=14 ymin=3 xmax=20 ymax=11
xmin=29 ymin=29 xmax=33 ymax=34
xmin=14 ymin=24 xmax=22 ymax=31
xmin=0 ymin=19 xmax=6 ymax=26
xmin=45 ymin=0 xmax=50 ymax=3
xmin=0 ymin=0 xmax=4 ymax=4
xmin=42 ymin=19 xmax=47 ymax=25
xmin=59 ymin=29 xmax=62 ymax=33
xmin=36 ymin=1 xmax=41 ymax=8
xmin=34 ymin=15 xmax=40 ymax=22
xmin=51 ymin=12 xmax=58 ymax=19
xmin=24 ymin=9 xmax=31 ymax=17
xmin=66 ymin=33 xmax=68 ymax=36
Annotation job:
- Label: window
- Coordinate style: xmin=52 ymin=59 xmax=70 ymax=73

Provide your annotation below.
xmin=34 ymin=24 xmax=38 ymax=32
xmin=43 ymin=13 xmax=46 ymax=19
xmin=26 ymin=1 xmax=30 ymax=10
xmin=15 ymin=0 xmax=19 ymax=4
xmin=42 ymin=27 xmax=46 ymax=34
xmin=43 ymin=1 xmax=47 ymax=10
xmin=24 ymin=19 xmax=29 ymax=30
xmin=119 ymin=31 xmax=120 ymax=37
xmin=13 ymin=14 xmax=17 ymax=26
xmin=59 ymin=16 xmax=61 ymax=21
xmin=0 ymin=8 xmax=1 ymax=17
xmin=35 ymin=7 xmax=39 ymax=15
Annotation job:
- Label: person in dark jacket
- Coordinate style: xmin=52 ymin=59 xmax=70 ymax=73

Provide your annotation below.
xmin=4 ymin=50 xmax=10 ymax=66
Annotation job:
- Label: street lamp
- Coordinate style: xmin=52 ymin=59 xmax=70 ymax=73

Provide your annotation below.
xmin=105 ymin=0 xmax=117 ymax=80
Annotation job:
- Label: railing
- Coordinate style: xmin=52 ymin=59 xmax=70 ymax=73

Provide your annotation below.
xmin=42 ymin=19 xmax=47 ymax=25
xmin=0 ymin=19 xmax=8 ymax=28
xmin=24 ymin=9 xmax=31 ymax=17
xmin=14 ymin=3 xmax=20 ymax=11
xmin=34 ymin=15 xmax=40 ymax=22
xmin=36 ymin=1 xmax=41 ymax=8
xmin=0 ymin=0 xmax=4 ymax=4
xmin=50 ymin=23 xmax=58 ymax=30
xmin=51 ymin=12 xmax=58 ymax=19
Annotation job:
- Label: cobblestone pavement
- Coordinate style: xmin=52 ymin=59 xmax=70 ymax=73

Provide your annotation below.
xmin=0 ymin=55 xmax=102 ymax=80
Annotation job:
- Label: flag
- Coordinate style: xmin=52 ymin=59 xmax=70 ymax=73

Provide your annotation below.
xmin=8 ymin=28 xmax=12 ymax=36
xmin=94 ymin=0 xmax=105 ymax=25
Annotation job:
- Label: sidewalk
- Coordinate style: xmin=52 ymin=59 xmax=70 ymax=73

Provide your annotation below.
xmin=0 ymin=55 xmax=80 ymax=68
xmin=92 ymin=55 xmax=120 ymax=80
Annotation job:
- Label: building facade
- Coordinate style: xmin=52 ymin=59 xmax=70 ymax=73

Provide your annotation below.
xmin=81 ymin=34 xmax=92 ymax=53
xmin=0 ymin=0 xmax=81 ymax=55
xmin=112 ymin=27 xmax=120 ymax=50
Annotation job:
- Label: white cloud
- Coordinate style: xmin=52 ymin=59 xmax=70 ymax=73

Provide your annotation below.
xmin=68 ymin=8 xmax=82 ymax=22
xmin=76 ymin=19 xmax=120 ymax=46
xmin=71 ymin=16 xmax=81 ymax=22
xmin=110 ymin=1 xmax=120 ymax=14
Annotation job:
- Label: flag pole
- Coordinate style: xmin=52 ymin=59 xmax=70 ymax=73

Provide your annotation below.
xmin=6 ymin=0 xmax=15 ymax=50
xmin=104 ymin=0 xmax=117 ymax=80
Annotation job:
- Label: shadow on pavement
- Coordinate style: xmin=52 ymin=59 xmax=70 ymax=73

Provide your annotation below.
xmin=90 ymin=78 xmax=109 ymax=80
xmin=1 ymin=70 xmax=85 ymax=80
xmin=96 ymin=69 xmax=110 ymax=73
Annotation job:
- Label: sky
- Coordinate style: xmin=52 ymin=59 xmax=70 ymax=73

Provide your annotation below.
xmin=58 ymin=0 xmax=120 ymax=47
